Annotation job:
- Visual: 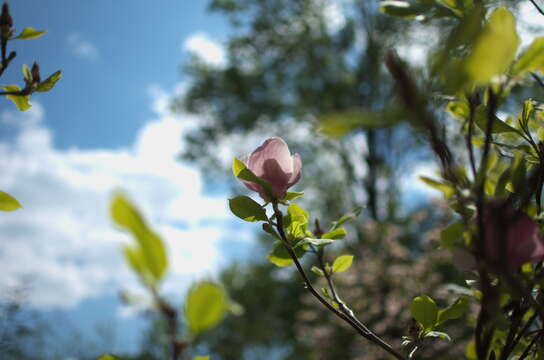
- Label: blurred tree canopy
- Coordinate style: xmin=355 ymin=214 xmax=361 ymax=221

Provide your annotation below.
xmin=175 ymin=0 xmax=430 ymax=222
xmin=170 ymin=0 xmax=475 ymax=359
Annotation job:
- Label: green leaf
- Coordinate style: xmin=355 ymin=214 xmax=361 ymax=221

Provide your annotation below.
xmin=286 ymin=203 xmax=309 ymax=238
xmin=446 ymin=101 xmax=469 ymax=120
xmin=464 ymin=7 xmax=519 ymax=85
xmin=123 ymin=245 xmax=147 ymax=280
xmin=419 ymin=176 xmax=455 ymax=199
xmin=185 ymin=281 xmax=228 ymax=335
xmin=437 ymin=295 xmax=469 ymax=325
xmin=332 ymin=255 xmax=354 ymax=273
xmin=321 ymin=227 xmax=347 ymax=240
xmin=2 ymin=85 xmax=31 ymax=111
xmin=267 ymin=240 xmax=305 ymax=267
xmin=22 ymin=64 xmax=31 ymax=82
xmin=283 ymin=191 xmax=304 ymax=201
xmin=110 ymin=192 xmax=168 ymax=284
xmin=14 ymin=27 xmax=47 ymax=40
xmin=425 ymin=331 xmax=451 ymax=341
xmin=228 ymin=195 xmax=267 ymax=222
xmin=318 ymin=108 xmax=400 ymax=138
xmin=473 ymin=105 xmax=517 ymax=134
xmin=97 ymin=355 xmax=119 ymax=360
xmin=379 ymin=0 xmax=428 ymax=18
xmin=332 ymin=206 xmax=363 ymax=229
xmin=296 ymin=237 xmax=334 ymax=248
xmin=193 ymin=357 xmax=210 ymax=360
xmin=231 ymin=158 xmax=273 ymax=198
xmin=36 ymin=70 xmax=62 ymax=92
xmin=440 ymin=221 xmax=464 ymax=249
xmin=0 ymin=191 xmax=22 ymax=211
xmin=311 ymin=266 xmax=325 ymax=276
xmin=512 ymin=37 xmax=544 ymax=76
xmin=465 ymin=339 xmax=477 ymax=360
xmin=411 ymin=294 xmax=438 ymax=331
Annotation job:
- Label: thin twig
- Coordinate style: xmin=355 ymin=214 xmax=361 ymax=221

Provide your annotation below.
xmin=530 ymin=0 xmax=544 ymax=17
xmin=271 ymin=202 xmax=407 ymax=360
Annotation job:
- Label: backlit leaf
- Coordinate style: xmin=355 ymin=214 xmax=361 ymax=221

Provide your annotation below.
xmin=411 ymin=294 xmax=438 ymax=331
xmin=0 ymin=191 xmax=22 ymax=211
xmin=332 ymin=255 xmax=353 ymax=273
xmin=185 ymin=281 xmax=228 ymax=335
xmin=464 ymin=7 xmax=519 ymax=84
xmin=14 ymin=27 xmax=47 ymax=40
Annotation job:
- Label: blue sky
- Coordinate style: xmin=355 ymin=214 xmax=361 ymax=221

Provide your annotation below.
xmin=3 ymin=0 xmax=228 ymax=150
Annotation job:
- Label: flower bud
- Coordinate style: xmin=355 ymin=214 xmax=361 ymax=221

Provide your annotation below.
xmin=0 ymin=3 xmax=12 ymax=29
xmin=31 ymin=62 xmax=40 ymax=84
xmin=241 ymin=137 xmax=301 ymax=200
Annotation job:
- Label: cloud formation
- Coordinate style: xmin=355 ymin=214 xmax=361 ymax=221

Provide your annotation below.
xmin=183 ymin=33 xmax=226 ymax=67
xmin=0 ymin=86 xmax=253 ymax=309
xmin=67 ymin=33 xmax=99 ymax=61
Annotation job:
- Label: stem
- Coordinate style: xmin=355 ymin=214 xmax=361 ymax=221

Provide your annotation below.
xmin=519 ymin=333 xmax=541 ymax=360
xmin=271 ymin=201 xmax=406 ymax=360
xmin=313 ymin=245 xmax=372 ymax=334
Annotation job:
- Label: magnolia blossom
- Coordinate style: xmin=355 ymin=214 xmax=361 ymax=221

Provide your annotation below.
xmin=484 ymin=204 xmax=544 ymax=268
xmin=453 ymin=204 xmax=544 ymax=271
xmin=241 ymin=137 xmax=301 ymax=200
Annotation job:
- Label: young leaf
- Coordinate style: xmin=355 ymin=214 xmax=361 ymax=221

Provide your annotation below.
xmin=22 ymin=64 xmax=31 ymax=82
xmin=440 ymin=221 xmax=464 ymax=249
xmin=512 ymin=37 xmax=544 ymax=76
xmin=110 ymin=192 xmax=168 ymax=283
xmin=231 ymin=158 xmax=273 ymax=198
xmin=419 ymin=176 xmax=455 ymax=199
xmin=332 ymin=255 xmax=354 ymax=273
xmin=228 ymin=195 xmax=267 ymax=222
xmin=283 ymin=191 xmax=304 ymax=201
xmin=321 ymin=227 xmax=347 ymax=240
xmin=2 ymin=85 xmax=31 ymax=111
xmin=332 ymin=206 xmax=363 ymax=229
xmin=437 ymin=295 xmax=469 ymax=325
xmin=464 ymin=7 xmax=519 ymax=85
xmin=14 ymin=27 xmax=47 ymax=40
xmin=473 ymin=105 xmax=517 ymax=134
xmin=185 ymin=281 xmax=228 ymax=335
xmin=0 ymin=191 xmax=22 ymax=211
xmin=411 ymin=295 xmax=438 ymax=331
xmin=36 ymin=70 xmax=62 ymax=92
xmin=295 ymin=237 xmax=334 ymax=248
xmin=97 ymin=355 xmax=119 ymax=360
xmin=425 ymin=331 xmax=451 ymax=341
xmin=311 ymin=266 xmax=325 ymax=276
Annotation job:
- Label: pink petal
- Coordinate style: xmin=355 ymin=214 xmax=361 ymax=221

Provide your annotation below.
xmin=287 ymin=153 xmax=302 ymax=187
xmin=248 ymin=138 xmax=293 ymax=177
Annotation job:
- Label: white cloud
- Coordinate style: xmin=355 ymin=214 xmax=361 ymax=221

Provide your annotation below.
xmin=0 ymin=86 xmax=254 ymax=309
xmin=67 ymin=33 xmax=99 ymax=61
xmin=183 ymin=33 xmax=226 ymax=68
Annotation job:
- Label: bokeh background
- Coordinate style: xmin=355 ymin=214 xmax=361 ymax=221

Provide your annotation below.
xmin=0 ymin=1 xmax=542 ymax=359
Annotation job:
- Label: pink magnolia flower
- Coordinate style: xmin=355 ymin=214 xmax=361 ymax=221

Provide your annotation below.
xmin=484 ymin=203 xmax=544 ymax=268
xmin=241 ymin=137 xmax=301 ymax=200
xmin=453 ymin=204 xmax=544 ymax=272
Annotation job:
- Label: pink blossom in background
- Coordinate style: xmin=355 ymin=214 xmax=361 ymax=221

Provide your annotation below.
xmin=484 ymin=203 xmax=544 ymax=268
xmin=242 ymin=137 xmax=301 ymax=200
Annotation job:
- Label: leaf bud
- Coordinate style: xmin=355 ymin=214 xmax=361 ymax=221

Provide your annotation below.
xmin=31 ymin=62 xmax=40 ymax=83
xmin=0 ymin=3 xmax=12 ymax=29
